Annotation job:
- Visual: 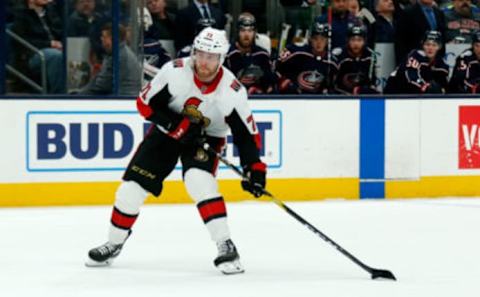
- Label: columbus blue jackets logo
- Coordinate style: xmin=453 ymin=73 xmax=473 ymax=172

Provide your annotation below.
xmin=237 ymin=65 xmax=264 ymax=87
xmin=342 ymin=73 xmax=368 ymax=90
xmin=297 ymin=70 xmax=325 ymax=92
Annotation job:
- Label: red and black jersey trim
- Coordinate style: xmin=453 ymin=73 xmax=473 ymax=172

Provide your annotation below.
xmin=225 ymin=109 xmax=262 ymax=168
xmin=194 ymin=67 xmax=224 ymax=94
xmin=111 ymin=207 xmax=139 ymax=230
xmin=136 ymin=84 xmax=183 ymax=130
xmin=184 ymin=97 xmax=202 ymax=107
xmin=197 ymin=197 xmax=227 ymax=224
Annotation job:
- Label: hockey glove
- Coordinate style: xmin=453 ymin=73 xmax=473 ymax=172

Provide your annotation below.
xmin=167 ymin=117 xmax=203 ymax=146
xmin=241 ymin=162 xmax=267 ymax=198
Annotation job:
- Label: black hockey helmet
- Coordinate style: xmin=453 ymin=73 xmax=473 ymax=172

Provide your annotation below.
xmin=472 ymin=31 xmax=480 ymax=44
xmin=347 ymin=24 xmax=367 ymax=39
xmin=237 ymin=12 xmax=256 ymax=30
xmin=195 ymin=18 xmax=216 ymax=35
xmin=310 ymin=21 xmax=330 ymax=38
xmin=422 ymin=30 xmax=442 ymax=47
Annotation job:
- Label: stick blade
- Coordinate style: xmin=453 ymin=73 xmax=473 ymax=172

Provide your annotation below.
xmin=371 ymin=269 xmax=396 ymax=281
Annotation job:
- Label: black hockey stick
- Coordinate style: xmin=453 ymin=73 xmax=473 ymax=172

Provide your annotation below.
xmin=202 ymin=143 xmax=396 ymax=281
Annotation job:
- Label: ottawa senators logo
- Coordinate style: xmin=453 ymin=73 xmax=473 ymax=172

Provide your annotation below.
xmin=183 ymin=97 xmax=211 ymax=127
xmin=194 ymin=148 xmax=209 ymax=162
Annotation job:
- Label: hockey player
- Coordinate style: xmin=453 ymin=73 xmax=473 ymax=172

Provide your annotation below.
xmin=275 ymin=21 xmax=338 ymax=94
xmin=86 ymin=27 xmax=267 ymax=275
xmin=384 ymin=31 xmax=449 ymax=94
xmin=449 ymin=31 xmax=480 ymax=94
xmin=224 ymin=13 xmax=276 ymax=94
xmin=334 ymin=25 xmax=379 ymax=95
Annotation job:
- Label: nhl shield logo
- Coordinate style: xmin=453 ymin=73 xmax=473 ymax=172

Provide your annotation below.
xmin=194 ymin=148 xmax=209 ymax=162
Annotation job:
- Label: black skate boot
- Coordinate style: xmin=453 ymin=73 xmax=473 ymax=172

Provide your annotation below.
xmin=85 ymin=242 xmax=124 ymax=267
xmin=214 ymin=239 xmax=244 ymax=275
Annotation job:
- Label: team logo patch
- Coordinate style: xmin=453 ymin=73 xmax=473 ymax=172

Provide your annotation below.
xmin=194 ymin=148 xmax=209 ymax=162
xmin=297 ymin=70 xmax=325 ymax=92
xmin=182 ymin=97 xmax=211 ymax=127
xmin=173 ymin=59 xmax=184 ymax=68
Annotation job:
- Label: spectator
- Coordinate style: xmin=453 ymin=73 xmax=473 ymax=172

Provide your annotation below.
xmin=347 ymin=0 xmax=376 ymax=46
xmin=395 ymin=0 xmax=446 ymax=64
xmin=316 ymin=0 xmax=357 ymax=50
xmin=385 ymin=30 xmax=449 ymax=94
xmin=444 ymin=0 xmax=480 ymax=43
xmin=279 ymin=0 xmax=317 ymax=44
xmin=145 ymin=0 xmax=176 ymax=40
xmin=374 ymin=0 xmax=396 ymax=42
xmin=79 ymin=23 xmax=142 ymax=95
xmin=347 ymin=0 xmax=366 ymax=16
xmin=12 ymin=0 xmax=65 ymax=93
xmin=174 ymin=0 xmax=226 ymax=51
xmin=334 ymin=25 xmax=379 ymax=94
xmin=449 ymin=31 xmax=480 ymax=93
xmin=68 ymin=0 xmax=104 ymax=37
xmin=276 ymin=21 xmax=338 ymax=94
xmin=224 ymin=13 xmax=276 ymax=94
xmin=67 ymin=0 xmax=106 ymax=62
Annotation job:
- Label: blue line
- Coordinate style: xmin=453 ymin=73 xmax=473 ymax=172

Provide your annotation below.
xmin=359 ymin=98 xmax=385 ymax=199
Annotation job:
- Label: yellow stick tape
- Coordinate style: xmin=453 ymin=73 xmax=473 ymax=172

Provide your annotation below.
xmin=386 ymin=175 xmax=480 ymax=198
xmin=0 ymin=178 xmax=358 ymax=207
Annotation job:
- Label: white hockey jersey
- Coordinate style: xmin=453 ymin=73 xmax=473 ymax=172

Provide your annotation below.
xmin=136 ymin=57 xmax=262 ymax=167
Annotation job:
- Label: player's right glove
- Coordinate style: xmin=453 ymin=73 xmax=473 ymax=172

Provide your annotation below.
xmin=167 ymin=116 xmax=203 ymax=145
xmin=241 ymin=162 xmax=267 ymax=198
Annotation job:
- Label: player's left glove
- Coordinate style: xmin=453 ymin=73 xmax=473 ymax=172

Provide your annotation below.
xmin=241 ymin=162 xmax=267 ymax=198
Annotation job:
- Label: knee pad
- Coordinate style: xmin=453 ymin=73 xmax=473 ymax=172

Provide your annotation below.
xmin=184 ymin=168 xmax=220 ymax=203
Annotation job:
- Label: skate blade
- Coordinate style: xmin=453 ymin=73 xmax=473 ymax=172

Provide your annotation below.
xmin=216 ymin=260 xmax=245 ymax=275
xmin=85 ymin=258 xmax=114 ymax=267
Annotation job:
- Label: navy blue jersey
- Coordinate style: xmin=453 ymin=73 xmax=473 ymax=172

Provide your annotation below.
xmin=275 ymin=44 xmax=338 ymax=94
xmin=449 ymin=49 xmax=480 ymax=93
xmin=385 ymin=49 xmax=449 ymax=94
xmin=334 ymin=47 xmax=378 ymax=95
xmin=224 ymin=44 xmax=276 ymax=94
xmin=144 ymin=39 xmax=171 ymax=69
xmin=176 ymin=45 xmax=192 ymax=59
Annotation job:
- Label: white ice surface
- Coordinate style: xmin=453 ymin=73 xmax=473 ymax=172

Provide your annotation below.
xmin=1 ymin=198 xmax=479 ymax=297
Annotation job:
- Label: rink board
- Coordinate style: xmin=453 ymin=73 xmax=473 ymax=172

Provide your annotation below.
xmin=0 ymin=98 xmax=479 ymax=206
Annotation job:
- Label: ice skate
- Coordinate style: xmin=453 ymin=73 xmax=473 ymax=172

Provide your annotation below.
xmin=214 ymin=239 xmax=244 ymax=275
xmin=85 ymin=242 xmax=124 ymax=267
